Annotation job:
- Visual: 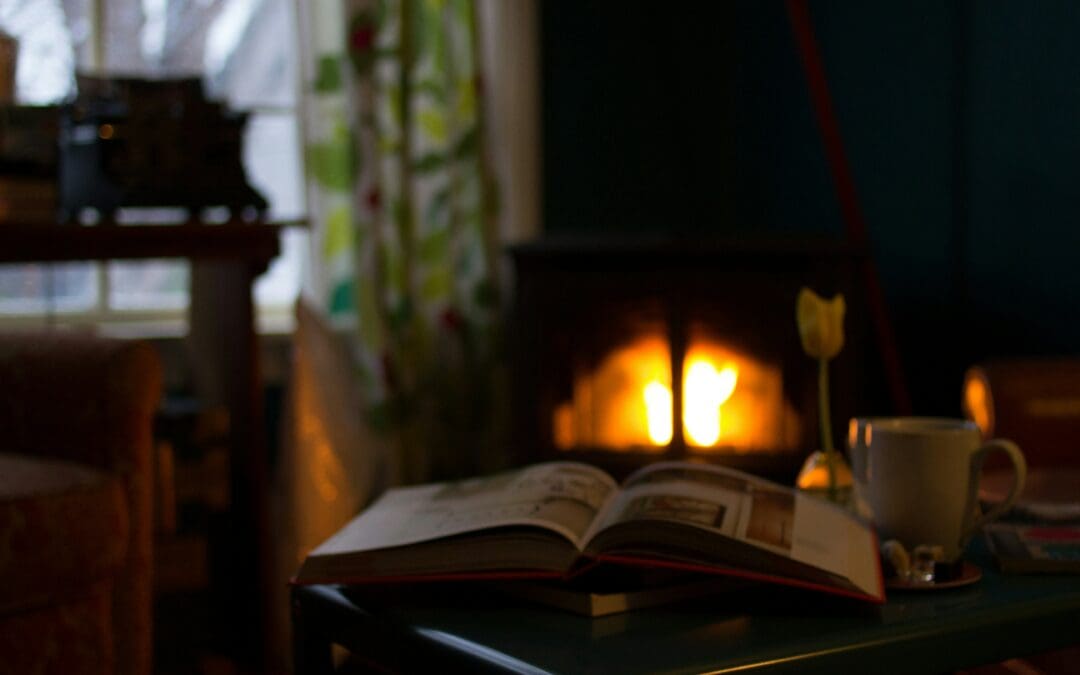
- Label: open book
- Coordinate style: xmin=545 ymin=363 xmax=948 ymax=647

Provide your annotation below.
xmin=294 ymin=461 xmax=884 ymax=603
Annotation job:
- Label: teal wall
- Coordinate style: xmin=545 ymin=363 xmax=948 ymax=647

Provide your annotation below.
xmin=964 ymin=2 xmax=1080 ymax=354
xmin=541 ymin=1 xmax=1080 ymax=415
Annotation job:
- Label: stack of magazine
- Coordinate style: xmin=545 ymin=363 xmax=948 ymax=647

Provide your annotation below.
xmin=983 ymin=470 xmax=1080 ymax=574
xmin=980 ymin=468 xmax=1080 ymax=574
xmin=985 ymin=524 xmax=1080 ymax=574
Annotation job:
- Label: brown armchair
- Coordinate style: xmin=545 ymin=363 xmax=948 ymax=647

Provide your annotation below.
xmin=0 ymin=334 xmax=161 ymax=675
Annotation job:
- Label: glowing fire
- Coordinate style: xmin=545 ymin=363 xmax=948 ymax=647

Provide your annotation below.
xmin=643 ymin=361 xmax=739 ymax=446
xmin=643 ymin=380 xmax=673 ymax=445
xmin=683 ymin=360 xmax=739 ymax=446
xmin=553 ymin=334 xmax=798 ymax=452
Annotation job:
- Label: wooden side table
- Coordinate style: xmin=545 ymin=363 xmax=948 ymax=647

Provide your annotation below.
xmin=291 ymin=540 xmax=1080 ymax=674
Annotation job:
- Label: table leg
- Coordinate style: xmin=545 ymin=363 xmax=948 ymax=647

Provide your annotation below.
xmin=189 ymin=260 xmax=271 ymax=669
xmin=291 ymin=587 xmax=337 ymax=675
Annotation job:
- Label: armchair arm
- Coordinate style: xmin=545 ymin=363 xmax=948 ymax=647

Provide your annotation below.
xmin=0 ymin=333 xmax=162 ymax=675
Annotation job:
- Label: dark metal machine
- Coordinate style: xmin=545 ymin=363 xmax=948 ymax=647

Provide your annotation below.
xmin=58 ymin=76 xmax=268 ymax=222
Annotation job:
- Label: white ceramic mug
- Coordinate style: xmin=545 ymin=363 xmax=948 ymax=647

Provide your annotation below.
xmin=848 ymin=416 xmax=951 ymax=520
xmin=847 ymin=417 xmax=877 ymax=520
xmin=862 ymin=417 xmax=1026 ymax=561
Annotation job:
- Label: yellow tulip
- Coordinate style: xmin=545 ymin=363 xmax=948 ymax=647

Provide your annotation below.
xmin=795 ymin=288 xmax=849 ymax=504
xmin=796 ymin=288 xmax=846 ymax=361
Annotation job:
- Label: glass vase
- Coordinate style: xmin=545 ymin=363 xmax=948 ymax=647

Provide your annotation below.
xmin=796 ymin=449 xmax=854 ymax=507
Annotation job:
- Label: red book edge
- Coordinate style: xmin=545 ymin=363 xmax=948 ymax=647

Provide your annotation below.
xmin=290 ymin=530 xmax=887 ymax=605
xmin=290 ymin=569 xmax=564 ymax=586
xmin=589 ymin=550 xmax=885 ymax=605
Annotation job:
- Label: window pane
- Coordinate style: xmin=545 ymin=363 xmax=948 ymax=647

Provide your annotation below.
xmin=256 ymin=227 xmax=304 ymax=311
xmin=0 ymin=0 xmax=76 ymax=103
xmin=106 ymin=211 xmax=189 ymax=312
xmin=248 ymin=112 xmax=304 ymax=309
xmin=0 ymin=262 xmax=97 ymax=313
xmin=208 ymin=0 xmax=298 ymax=109
xmin=245 ymin=113 xmax=304 ymax=221
xmin=107 ymin=259 xmax=188 ymax=311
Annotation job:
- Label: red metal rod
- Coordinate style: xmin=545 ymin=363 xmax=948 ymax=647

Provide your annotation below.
xmin=785 ymin=0 xmax=912 ymax=414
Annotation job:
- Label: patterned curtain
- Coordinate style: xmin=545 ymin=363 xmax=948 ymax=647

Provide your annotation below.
xmin=299 ymin=0 xmax=503 ymax=482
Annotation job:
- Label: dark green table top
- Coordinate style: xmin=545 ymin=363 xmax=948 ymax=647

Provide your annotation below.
xmin=294 ymin=541 xmax=1080 ymax=674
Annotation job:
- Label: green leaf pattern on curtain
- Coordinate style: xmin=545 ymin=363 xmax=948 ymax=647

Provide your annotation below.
xmin=301 ymin=0 xmax=356 ymax=321
xmin=302 ymin=0 xmax=501 ymax=481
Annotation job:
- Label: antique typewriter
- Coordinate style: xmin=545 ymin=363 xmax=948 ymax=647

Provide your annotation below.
xmin=58 ymin=76 xmax=268 ymax=222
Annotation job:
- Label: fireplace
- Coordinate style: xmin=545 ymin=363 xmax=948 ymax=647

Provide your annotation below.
xmin=508 ymin=237 xmax=867 ymax=482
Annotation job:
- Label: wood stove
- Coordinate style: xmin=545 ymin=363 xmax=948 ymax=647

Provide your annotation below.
xmin=508 ymin=237 xmax=868 ymax=482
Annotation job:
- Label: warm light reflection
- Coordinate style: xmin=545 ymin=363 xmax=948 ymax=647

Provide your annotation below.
xmin=963 ymin=369 xmax=993 ymax=437
xmin=553 ymin=401 xmax=575 ymax=449
xmin=683 ymin=360 xmax=739 ymax=446
xmin=643 ymin=381 xmax=674 ymax=444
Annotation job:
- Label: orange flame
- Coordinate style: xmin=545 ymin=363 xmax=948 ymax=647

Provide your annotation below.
xmin=643 ymin=380 xmax=674 ymax=445
xmin=642 ymin=359 xmax=738 ymax=447
xmin=683 ymin=360 xmax=738 ymax=446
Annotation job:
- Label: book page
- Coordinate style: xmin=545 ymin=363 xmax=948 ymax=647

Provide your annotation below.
xmin=789 ymin=492 xmax=880 ymax=597
xmin=583 ymin=461 xmax=880 ymax=597
xmin=312 ymin=462 xmax=619 ymax=557
xmin=583 ymin=462 xmax=756 ymax=544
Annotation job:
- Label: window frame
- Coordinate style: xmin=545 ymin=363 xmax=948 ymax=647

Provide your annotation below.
xmin=0 ymin=0 xmax=306 ymax=335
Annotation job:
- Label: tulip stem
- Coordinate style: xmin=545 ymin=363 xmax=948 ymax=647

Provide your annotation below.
xmin=818 ymin=357 xmax=836 ymax=500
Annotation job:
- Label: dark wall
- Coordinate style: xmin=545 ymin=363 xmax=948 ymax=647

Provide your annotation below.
xmin=540 ymin=3 xmax=735 ymax=234
xmin=540 ymin=1 xmax=1080 ymax=416
xmin=963 ymin=2 xmax=1080 ymax=355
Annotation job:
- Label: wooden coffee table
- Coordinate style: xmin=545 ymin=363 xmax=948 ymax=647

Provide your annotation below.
xmin=291 ymin=539 xmax=1080 ymax=674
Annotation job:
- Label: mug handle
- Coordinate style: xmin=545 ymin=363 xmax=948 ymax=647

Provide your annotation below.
xmin=964 ymin=439 xmax=1027 ymax=539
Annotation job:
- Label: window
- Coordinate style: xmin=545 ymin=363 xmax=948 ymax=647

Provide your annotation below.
xmin=0 ymin=0 xmax=306 ymax=334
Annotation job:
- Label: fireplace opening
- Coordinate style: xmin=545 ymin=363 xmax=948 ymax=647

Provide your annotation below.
xmin=508 ymin=237 xmax=867 ymax=482
xmin=552 ymin=331 xmax=800 ymax=454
